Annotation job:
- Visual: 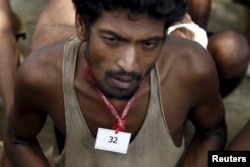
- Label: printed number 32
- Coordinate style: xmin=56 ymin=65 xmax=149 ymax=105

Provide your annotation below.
xmin=108 ymin=136 xmax=118 ymax=144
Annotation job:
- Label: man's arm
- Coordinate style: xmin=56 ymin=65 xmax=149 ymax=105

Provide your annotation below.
xmin=4 ymin=54 xmax=51 ymax=167
xmin=0 ymin=0 xmax=20 ymax=114
xmin=30 ymin=0 xmax=75 ymax=51
xmin=181 ymin=49 xmax=227 ymax=167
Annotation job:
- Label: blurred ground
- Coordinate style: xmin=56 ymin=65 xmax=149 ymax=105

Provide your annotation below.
xmin=0 ymin=0 xmax=249 ymax=154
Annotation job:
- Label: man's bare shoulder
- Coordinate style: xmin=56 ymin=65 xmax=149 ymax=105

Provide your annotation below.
xmin=159 ymin=35 xmax=217 ymax=81
xmin=158 ymin=35 xmax=219 ymax=101
xmin=18 ymin=40 xmax=65 ymax=77
xmin=16 ymin=39 xmax=67 ymax=103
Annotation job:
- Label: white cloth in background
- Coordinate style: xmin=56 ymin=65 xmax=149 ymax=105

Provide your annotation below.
xmin=167 ymin=22 xmax=208 ymax=49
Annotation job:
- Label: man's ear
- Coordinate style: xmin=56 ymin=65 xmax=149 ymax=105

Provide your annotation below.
xmin=75 ymin=13 xmax=86 ymax=40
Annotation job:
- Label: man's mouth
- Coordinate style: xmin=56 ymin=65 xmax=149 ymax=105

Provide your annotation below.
xmin=109 ymin=76 xmax=137 ymax=89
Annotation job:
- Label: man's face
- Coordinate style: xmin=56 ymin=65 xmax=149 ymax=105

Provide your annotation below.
xmin=84 ymin=10 xmax=166 ymax=100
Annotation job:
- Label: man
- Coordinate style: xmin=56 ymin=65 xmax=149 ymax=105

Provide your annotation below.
xmin=0 ymin=0 xmax=20 ymax=116
xmin=0 ymin=0 xmax=75 ymax=166
xmin=0 ymin=0 xmax=75 ymax=121
xmin=30 ymin=0 xmax=75 ymax=51
xmin=4 ymin=0 xmax=226 ymax=167
xmin=0 ymin=1 xmax=20 ymax=165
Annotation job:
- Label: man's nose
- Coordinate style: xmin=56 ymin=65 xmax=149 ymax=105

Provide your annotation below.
xmin=117 ymin=46 xmax=137 ymax=73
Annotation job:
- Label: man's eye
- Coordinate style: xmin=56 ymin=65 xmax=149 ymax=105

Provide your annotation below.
xmin=140 ymin=41 xmax=157 ymax=49
xmin=102 ymin=36 xmax=118 ymax=43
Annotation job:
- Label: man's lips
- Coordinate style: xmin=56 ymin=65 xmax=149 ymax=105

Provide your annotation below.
xmin=109 ymin=76 xmax=137 ymax=89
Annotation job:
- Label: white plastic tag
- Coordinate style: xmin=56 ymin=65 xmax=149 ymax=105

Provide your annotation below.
xmin=94 ymin=128 xmax=131 ymax=154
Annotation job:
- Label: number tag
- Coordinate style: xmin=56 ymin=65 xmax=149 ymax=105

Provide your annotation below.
xmin=94 ymin=128 xmax=131 ymax=154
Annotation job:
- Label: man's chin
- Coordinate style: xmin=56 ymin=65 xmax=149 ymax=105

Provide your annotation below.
xmin=96 ymin=80 xmax=139 ymax=100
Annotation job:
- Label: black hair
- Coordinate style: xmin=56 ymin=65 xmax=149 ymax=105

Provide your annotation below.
xmin=72 ymin=0 xmax=188 ymax=32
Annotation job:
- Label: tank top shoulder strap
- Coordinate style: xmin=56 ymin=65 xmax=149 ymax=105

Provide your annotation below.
xmin=153 ymin=63 xmax=184 ymax=146
xmin=62 ymin=35 xmax=82 ymax=113
xmin=62 ymin=35 xmax=84 ymax=139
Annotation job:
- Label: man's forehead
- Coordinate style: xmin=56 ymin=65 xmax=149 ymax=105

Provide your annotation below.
xmin=91 ymin=10 xmax=166 ymax=38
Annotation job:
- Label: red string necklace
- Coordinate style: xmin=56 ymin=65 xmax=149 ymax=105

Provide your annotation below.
xmin=84 ymin=63 xmax=144 ymax=133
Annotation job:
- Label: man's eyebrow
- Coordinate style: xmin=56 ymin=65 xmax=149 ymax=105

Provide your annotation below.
xmin=99 ymin=30 xmax=164 ymax=42
xmin=140 ymin=36 xmax=165 ymax=42
xmin=99 ymin=30 xmax=127 ymax=41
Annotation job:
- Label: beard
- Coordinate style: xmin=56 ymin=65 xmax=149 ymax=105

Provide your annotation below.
xmin=94 ymin=67 xmax=153 ymax=100
xmin=96 ymin=81 xmax=139 ymax=100
xmin=95 ymin=70 xmax=143 ymax=100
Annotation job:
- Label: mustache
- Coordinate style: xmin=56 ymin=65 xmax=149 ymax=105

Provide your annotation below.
xmin=105 ymin=70 xmax=142 ymax=81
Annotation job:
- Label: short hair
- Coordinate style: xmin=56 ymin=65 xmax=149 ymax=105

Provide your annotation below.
xmin=72 ymin=0 xmax=188 ymax=32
